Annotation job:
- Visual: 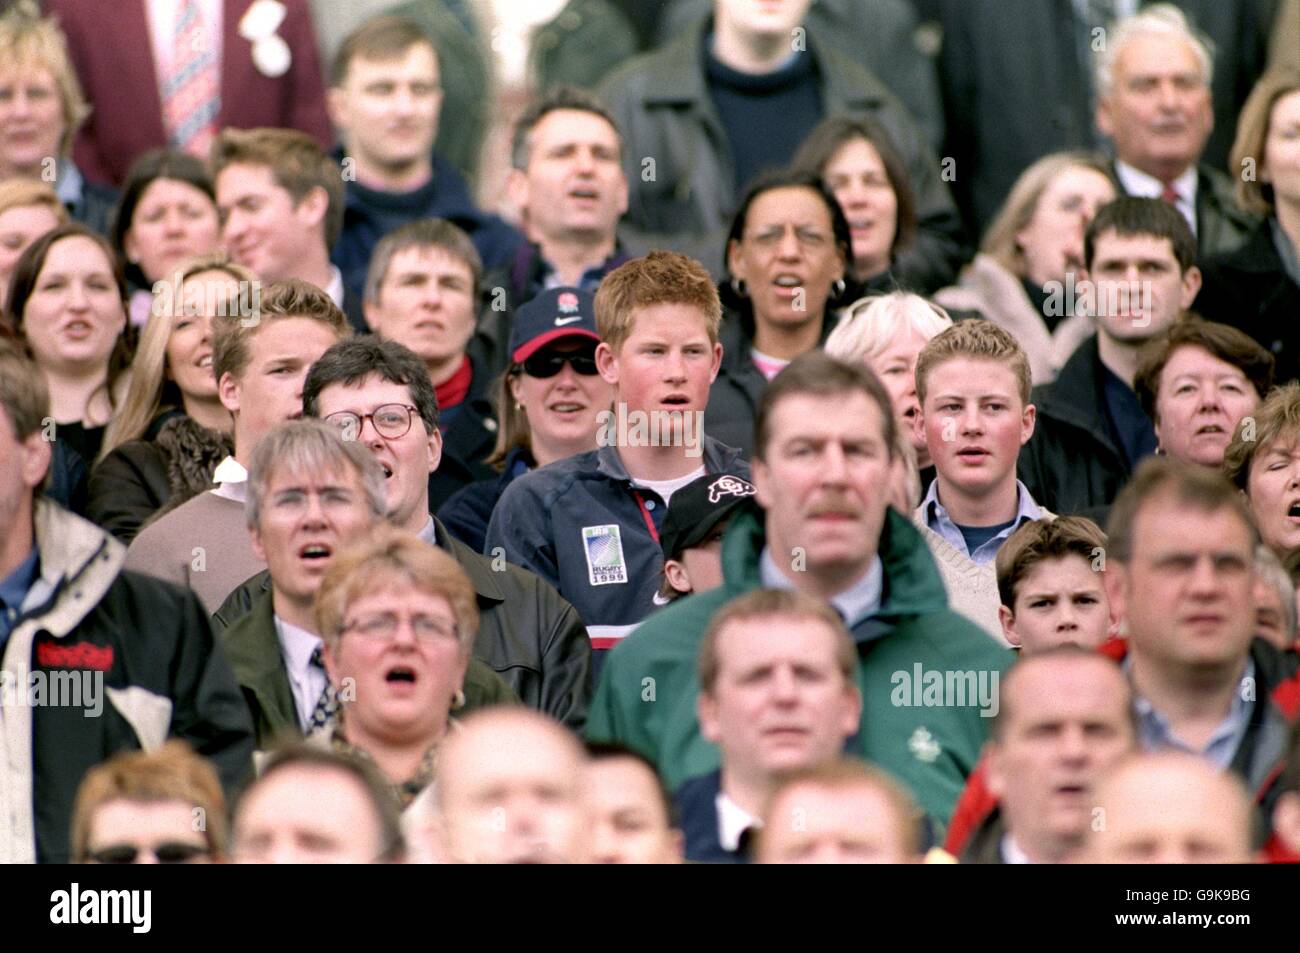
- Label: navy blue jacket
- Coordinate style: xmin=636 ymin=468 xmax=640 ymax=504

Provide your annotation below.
xmin=484 ymin=436 xmax=749 ymax=659
xmin=331 ymin=152 xmax=523 ymax=298
xmin=437 ymin=447 xmax=533 ymax=553
xmin=674 ymin=770 xmax=750 ymax=864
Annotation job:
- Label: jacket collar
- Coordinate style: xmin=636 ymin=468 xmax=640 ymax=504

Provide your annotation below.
xmin=719 ymin=504 xmax=952 ymax=629
xmin=219 ymin=588 xmax=300 ymax=735
xmin=593 ymin=433 xmax=743 ymax=483
xmin=1033 ymin=335 xmax=1123 ymax=456
xmin=24 ymin=501 xmax=125 ymax=635
xmin=433 ymin=516 xmax=506 ymax=604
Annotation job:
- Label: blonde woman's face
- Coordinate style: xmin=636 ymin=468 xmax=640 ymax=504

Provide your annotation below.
xmin=21 ymin=235 xmax=125 ymax=376
xmin=0 ymin=202 xmax=60 ymax=308
xmin=165 ymin=270 xmax=240 ymax=403
xmin=866 ymin=323 xmax=930 ymax=457
xmin=1263 ymin=90 xmax=1300 ymax=206
xmin=0 ymin=66 xmax=65 ymax=176
xmin=1016 ymin=165 xmax=1115 ymax=287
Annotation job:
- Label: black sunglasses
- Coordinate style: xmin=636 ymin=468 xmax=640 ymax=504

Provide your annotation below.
xmin=521 ymin=349 xmax=599 ymax=378
xmin=87 ymin=841 xmax=210 ymax=864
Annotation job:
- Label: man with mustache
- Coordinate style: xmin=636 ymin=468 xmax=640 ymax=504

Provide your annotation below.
xmin=589 ymin=350 xmax=1011 ymax=826
xmin=327 ymin=15 xmax=520 ymax=300
xmin=675 ymin=589 xmax=861 ymax=863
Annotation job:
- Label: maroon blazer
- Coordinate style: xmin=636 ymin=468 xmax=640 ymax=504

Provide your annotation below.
xmin=46 ymin=0 xmax=334 ymax=186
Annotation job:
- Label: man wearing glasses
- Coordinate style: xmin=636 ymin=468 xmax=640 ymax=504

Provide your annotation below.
xmin=299 ymin=336 xmax=592 ymax=727
xmin=361 ymin=218 xmax=500 ymax=511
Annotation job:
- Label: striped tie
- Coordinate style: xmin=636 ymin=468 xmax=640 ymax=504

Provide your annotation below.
xmin=163 ymin=0 xmax=220 ymax=157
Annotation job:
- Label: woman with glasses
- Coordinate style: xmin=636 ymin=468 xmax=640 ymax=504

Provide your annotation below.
xmin=313 ymin=527 xmax=481 ymax=814
xmin=86 ymin=254 xmax=253 ymax=543
xmin=438 ymin=287 xmax=615 ymax=551
xmin=704 ymin=167 xmax=851 ymax=459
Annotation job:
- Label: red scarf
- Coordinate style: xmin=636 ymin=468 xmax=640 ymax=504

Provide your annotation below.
xmin=435 ymin=356 xmax=472 ymax=414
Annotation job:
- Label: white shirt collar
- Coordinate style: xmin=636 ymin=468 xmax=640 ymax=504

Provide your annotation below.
xmin=1113 ymin=161 xmax=1198 ymax=233
xmin=418 ymin=516 xmax=437 ymax=546
xmin=210 ymin=455 xmax=248 ymax=503
xmin=715 ymin=790 xmax=761 ymax=852
xmin=1000 ymin=833 xmax=1033 ymax=864
xmin=326 ymin=266 xmax=346 ymax=309
xmin=274 ymin=613 xmax=323 ymax=676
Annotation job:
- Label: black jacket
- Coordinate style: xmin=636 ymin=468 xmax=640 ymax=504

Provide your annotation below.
xmin=674 ymin=770 xmax=750 ymax=864
xmin=1194 ymin=219 xmax=1300 ymax=386
xmin=4 ymin=502 xmax=255 ymax=863
xmin=1018 ymin=336 xmax=1135 ymax=517
xmin=705 ymin=305 xmax=838 ymax=460
xmin=428 ymin=347 xmax=500 ymax=513
xmin=86 ymin=416 xmax=232 ymax=543
xmin=212 ymin=518 xmax=592 ymax=730
xmin=218 ymin=587 xmax=520 ymax=749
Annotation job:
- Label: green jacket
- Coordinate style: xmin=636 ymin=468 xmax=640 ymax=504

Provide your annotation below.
xmin=220 ymin=589 xmax=519 ymax=750
xmin=587 ymin=507 xmax=1012 ymax=825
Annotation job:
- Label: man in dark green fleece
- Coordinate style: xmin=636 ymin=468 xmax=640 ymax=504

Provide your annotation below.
xmin=588 ymin=351 xmax=1012 ymax=826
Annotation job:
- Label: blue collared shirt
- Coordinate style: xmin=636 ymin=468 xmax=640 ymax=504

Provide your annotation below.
xmin=0 ymin=547 xmax=41 ymax=647
xmin=919 ymin=479 xmax=1044 ymax=566
xmin=758 ymin=547 xmax=883 ymax=629
xmin=1129 ymin=657 xmax=1255 ymax=770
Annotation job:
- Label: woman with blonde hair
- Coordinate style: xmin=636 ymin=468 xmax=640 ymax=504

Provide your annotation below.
xmin=825 ymin=290 xmax=952 ymax=494
xmin=1195 ymin=69 xmax=1300 ymax=386
xmin=934 ymin=152 xmax=1116 ymax=385
xmin=0 ymin=178 xmax=66 ymax=312
xmin=87 ymin=253 xmax=254 ymax=542
xmin=0 ymin=2 xmax=115 ymax=232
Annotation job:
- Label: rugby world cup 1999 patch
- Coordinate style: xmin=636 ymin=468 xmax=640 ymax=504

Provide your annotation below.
xmin=582 ymin=524 xmax=628 ymax=586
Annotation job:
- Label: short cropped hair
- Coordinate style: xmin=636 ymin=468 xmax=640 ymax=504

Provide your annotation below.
xmin=1255 ymin=543 xmax=1298 ymax=639
xmin=1094 ymin=3 xmax=1214 ymax=100
xmin=585 ymin=742 xmax=678 ymax=828
xmin=245 ymin=418 xmax=386 ymax=530
xmin=754 ymin=350 xmax=898 ymax=463
xmin=363 ymin=218 xmax=481 ymax=304
xmin=594 ymin=251 xmax=721 ymax=354
xmin=211 ymin=127 xmax=345 ymax=247
xmin=1084 ymin=196 xmax=1197 ymax=273
xmin=1106 ymin=456 xmax=1256 ymax=563
xmin=698 ymin=589 xmax=856 ymax=695
xmin=991 ymin=645 xmax=1134 ymax=743
xmin=1133 ymin=317 xmax=1274 ymax=424
xmin=759 ymin=758 xmax=922 ymax=859
xmin=0 ymin=178 xmax=66 ymax=226
xmin=313 ymin=525 xmax=480 ymax=654
xmin=211 ymin=278 xmax=348 ymax=385
xmin=331 ymin=14 xmax=436 ymax=88
xmin=0 ymin=334 xmax=48 ymax=439
xmin=511 ymin=84 xmax=622 ymax=169
xmin=1224 ymin=382 xmax=1300 ymax=490
xmin=1231 ymin=68 xmax=1300 ymax=215
xmin=242 ymin=743 xmax=405 ymax=861
xmin=915 ymin=318 xmax=1032 ymax=406
xmin=302 ymin=334 xmax=439 ymax=432
xmin=70 ymin=740 xmax=228 ymax=863
xmin=996 ymin=516 xmax=1108 ymax=609
xmin=824 ymin=291 xmax=953 ymax=366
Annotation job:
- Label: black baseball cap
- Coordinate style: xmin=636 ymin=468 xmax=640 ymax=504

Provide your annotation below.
xmin=508 ymin=287 xmax=600 ymax=363
xmin=659 ymin=473 xmax=759 ymax=561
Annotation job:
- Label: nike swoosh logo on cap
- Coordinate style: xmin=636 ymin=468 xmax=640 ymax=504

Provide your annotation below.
xmin=555 ymin=315 xmax=584 ymax=326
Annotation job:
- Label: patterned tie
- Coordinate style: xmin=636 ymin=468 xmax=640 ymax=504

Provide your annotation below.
xmin=163 ymin=0 xmax=220 ymax=158
xmin=307 ymin=645 xmax=338 ymax=733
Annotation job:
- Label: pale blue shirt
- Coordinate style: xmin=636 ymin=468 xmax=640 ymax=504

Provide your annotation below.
xmin=758 ymin=547 xmax=883 ymax=629
xmin=919 ymin=479 xmax=1044 ymax=566
xmin=1129 ymin=657 xmax=1255 ymax=770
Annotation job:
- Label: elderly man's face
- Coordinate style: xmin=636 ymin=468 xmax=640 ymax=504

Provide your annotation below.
xmin=1097 ymin=32 xmax=1213 ymax=177
xmin=759 ymin=782 xmax=913 ymax=864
